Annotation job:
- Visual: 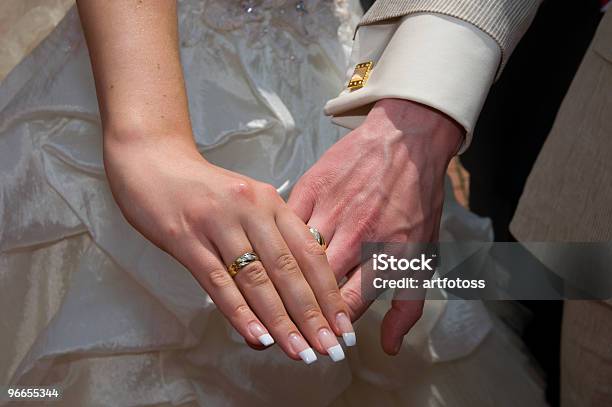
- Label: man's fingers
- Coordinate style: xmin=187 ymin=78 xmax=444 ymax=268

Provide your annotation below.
xmin=339 ymin=266 xmax=372 ymax=321
xmin=340 ymin=265 xmax=425 ymax=355
xmin=325 ymin=230 xmax=361 ymax=282
xmin=286 ymin=180 xmax=315 ymax=222
xmin=381 ymin=299 xmax=424 ymax=356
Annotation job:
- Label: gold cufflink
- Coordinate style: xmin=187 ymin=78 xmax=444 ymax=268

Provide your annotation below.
xmin=348 ymin=61 xmax=373 ymax=91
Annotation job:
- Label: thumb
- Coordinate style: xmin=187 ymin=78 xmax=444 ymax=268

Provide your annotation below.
xmin=381 ymin=299 xmax=424 ymax=355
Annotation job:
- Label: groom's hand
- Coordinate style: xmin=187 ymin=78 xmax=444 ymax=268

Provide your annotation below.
xmin=288 ymin=98 xmax=463 ymax=355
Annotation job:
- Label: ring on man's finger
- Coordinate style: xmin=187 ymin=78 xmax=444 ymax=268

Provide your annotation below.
xmin=309 ymin=226 xmax=326 ymax=250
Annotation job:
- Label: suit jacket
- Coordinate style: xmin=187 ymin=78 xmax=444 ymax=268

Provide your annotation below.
xmin=359 ymin=0 xmax=541 ymax=72
xmin=508 ymin=14 xmax=612 ymax=404
xmin=511 ymin=9 xmax=612 ymax=242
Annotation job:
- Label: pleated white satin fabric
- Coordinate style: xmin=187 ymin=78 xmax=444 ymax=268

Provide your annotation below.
xmin=0 ymin=1 xmax=544 ymax=406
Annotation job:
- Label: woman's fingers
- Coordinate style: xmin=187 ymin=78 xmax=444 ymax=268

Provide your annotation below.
xmin=244 ymin=215 xmax=346 ymax=361
xmin=176 ymin=238 xmax=274 ymax=349
xmin=210 ymin=224 xmax=318 ymax=364
xmin=234 ymin=260 xmax=317 ymax=363
xmin=275 ymin=209 xmax=356 ymax=348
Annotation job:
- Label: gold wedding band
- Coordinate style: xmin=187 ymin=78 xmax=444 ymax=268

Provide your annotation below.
xmin=228 ymin=251 xmax=259 ymax=278
xmin=309 ymin=226 xmax=326 ymax=250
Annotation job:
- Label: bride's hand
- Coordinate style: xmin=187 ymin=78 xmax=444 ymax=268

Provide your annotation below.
xmin=288 ymin=99 xmax=462 ymax=355
xmin=78 ymin=0 xmax=352 ymax=364
xmin=103 ymin=137 xmax=354 ymax=363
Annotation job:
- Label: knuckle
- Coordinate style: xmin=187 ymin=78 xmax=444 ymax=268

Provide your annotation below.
xmin=303 ymin=237 xmax=326 ymax=257
xmin=341 ymin=287 xmax=363 ymax=314
xmin=229 ymin=180 xmax=256 ymax=203
xmin=232 ymin=304 xmax=251 ymax=320
xmin=157 ymin=220 xmax=190 ymax=253
xmin=351 ymin=210 xmax=380 ymax=243
xmin=301 ymin=306 xmax=323 ymax=323
xmin=259 ymin=183 xmax=283 ymax=206
xmin=239 ymin=262 xmax=269 ymax=287
xmin=269 ymin=313 xmax=290 ymax=330
xmin=207 ymin=268 xmax=234 ymax=288
xmin=161 ymin=221 xmax=183 ymax=240
xmin=260 ymin=183 xmax=279 ymax=197
xmin=274 ymin=253 xmax=301 ymax=277
xmin=293 ymin=177 xmax=318 ymax=202
xmin=324 ymin=288 xmax=343 ymax=306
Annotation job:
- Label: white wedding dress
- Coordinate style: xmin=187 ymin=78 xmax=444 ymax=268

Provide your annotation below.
xmin=0 ymin=1 xmax=546 ymax=406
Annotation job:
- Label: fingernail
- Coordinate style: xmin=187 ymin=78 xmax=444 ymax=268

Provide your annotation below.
xmin=289 ymin=333 xmax=317 ymax=364
xmin=258 ymin=334 xmax=275 ymax=346
xmin=336 ymin=312 xmax=356 ymax=347
xmin=299 ymin=348 xmax=318 ymax=365
xmin=248 ymin=322 xmax=274 ymax=347
xmin=318 ymin=328 xmax=345 ymax=362
xmin=327 ymin=344 xmax=345 ymax=362
xmin=394 ymin=339 xmax=402 ymax=355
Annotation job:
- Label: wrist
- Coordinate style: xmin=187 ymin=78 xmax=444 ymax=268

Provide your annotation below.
xmin=362 ymin=98 xmax=464 ymax=165
xmin=103 ymin=125 xmax=201 ymax=163
xmin=102 ymin=128 xmax=205 ymax=194
xmin=102 ymin=113 xmax=198 ymax=151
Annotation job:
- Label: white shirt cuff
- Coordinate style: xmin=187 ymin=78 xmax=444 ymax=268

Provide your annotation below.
xmin=324 ymin=13 xmax=501 ymax=153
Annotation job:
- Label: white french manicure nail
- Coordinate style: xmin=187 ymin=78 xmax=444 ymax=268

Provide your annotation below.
xmin=299 ymin=348 xmax=318 ymax=365
xmin=258 ymin=334 xmax=275 ymax=346
xmin=318 ymin=328 xmax=345 ymax=362
xmin=336 ymin=313 xmax=356 ymax=347
xmin=327 ymin=344 xmax=345 ymax=362
xmin=248 ymin=322 xmax=274 ymax=347
xmin=289 ymin=333 xmax=318 ymax=365
xmin=342 ymin=332 xmax=356 ymax=347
